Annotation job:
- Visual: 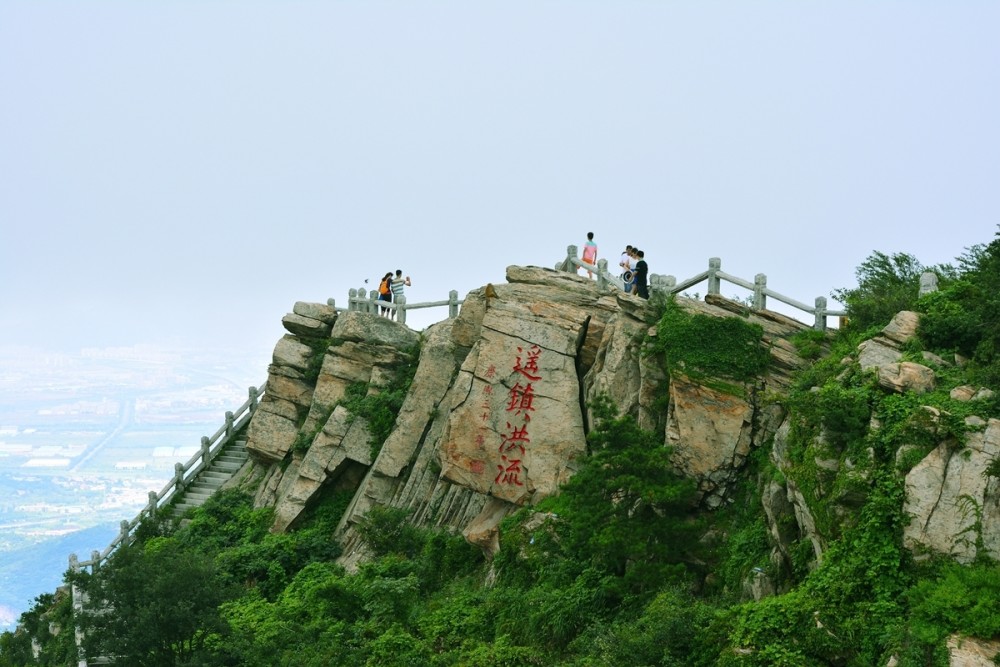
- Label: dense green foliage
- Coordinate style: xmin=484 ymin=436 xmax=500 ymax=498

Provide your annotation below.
xmin=648 ymin=296 xmax=770 ymax=393
xmin=832 ymin=250 xmax=931 ymax=333
xmin=4 ymin=231 xmax=1000 ymax=666
xmin=834 ymin=226 xmax=1000 ymax=387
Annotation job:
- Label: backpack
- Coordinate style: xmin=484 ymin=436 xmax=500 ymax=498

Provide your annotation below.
xmin=379 ymin=278 xmax=390 ymax=296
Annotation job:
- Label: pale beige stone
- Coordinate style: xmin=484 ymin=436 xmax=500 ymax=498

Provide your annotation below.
xmin=947 ymin=635 xmax=1000 ymax=667
xmin=877 ymin=361 xmax=936 ymax=394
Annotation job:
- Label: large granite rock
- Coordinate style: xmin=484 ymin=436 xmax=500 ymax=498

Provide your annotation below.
xmin=243 ymin=267 xmax=825 ymax=565
xmin=903 ymin=417 xmax=1000 ymax=563
xmin=856 ymin=311 xmax=936 ymax=393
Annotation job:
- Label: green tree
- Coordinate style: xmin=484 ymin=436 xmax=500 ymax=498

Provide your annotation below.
xmin=833 ymin=251 xmax=926 ymax=332
xmin=557 ymin=395 xmax=700 ymax=594
xmin=82 ymin=537 xmax=230 ymax=666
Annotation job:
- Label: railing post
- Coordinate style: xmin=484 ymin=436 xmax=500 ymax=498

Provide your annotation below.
xmin=596 ymin=259 xmax=609 ymax=289
xmin=147 ymin=490 xmax=158 ymax=518
xmin=563 ymin=245 xmax=579 ymax=273
xmin=224 ymin=412 xmax=234 ymax=440
xmin=327 ymin=297 xmax=336 ymax=310
xmin=919 ymin=271 xmax=938 ymax=296
xmin=248 ymin=386 xmax=259 ymax=413
xmin=649 ymin=274 xmax=670 ymax=294
xmin=448 ymin=290 xmax=459 ymax=318
xmin=707 ymin=258 xmax=721 ymax=296
xmin=69 ymin=553 xmax=86 ymax=667
xmin=91 ymin=550 xmax=101 ymax=572
xmin=174 ymin=462 xmax=186 ymax=491
xmin=201 ymin=435 xmax=212 ymax=464
xmin=397 ymin=294 xmax=407 ymax=325
xmin=753 ymin=273 xmax=767 ymax=310
xmin=814 ymin=297 xmax=828 ymax=331
xmin=119 ymin=520 xmax=130 ymax=546
xmin=347 ymin=288 xmax=357 ymax=312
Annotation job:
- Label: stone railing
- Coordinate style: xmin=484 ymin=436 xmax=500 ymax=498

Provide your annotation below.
xmin=68 ymin=382 xmax=265 ymax=666
xmin=328 ymin=288 xmax=464 ymax=326
xmin=68 ymin=382 xmax=266 ymax=576
xmin=560 ymin=245 xmax=847 ymax=330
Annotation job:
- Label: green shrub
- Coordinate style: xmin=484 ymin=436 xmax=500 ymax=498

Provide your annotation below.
xmin=649 ymin=297 xmax=770 ymax=388
xmin=906 ymin=561 xmax=1000 ymax=655
xmin=355 ymin=505 xmax=424 ymax=558
xmin=917 ymin=283 xmax=982 ymax=357
xmin=833 ymin=251 xmax=926 ymax=332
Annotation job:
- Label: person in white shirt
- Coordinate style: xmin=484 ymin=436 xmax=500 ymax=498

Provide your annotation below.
xmin=390 ymin=270 xmax=411 ymax=321
xmin=619 ymin=244 xmax=633 ymax=280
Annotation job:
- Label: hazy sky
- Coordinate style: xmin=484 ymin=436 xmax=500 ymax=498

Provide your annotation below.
xmin=2 ymin=2 xmax=997 ymax=373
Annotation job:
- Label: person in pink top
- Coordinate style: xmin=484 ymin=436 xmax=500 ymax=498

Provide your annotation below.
xmin=581 ymin=231 xmax=598 ymax=278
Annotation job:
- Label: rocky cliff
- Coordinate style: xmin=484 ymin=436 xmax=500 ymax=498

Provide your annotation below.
xmin=231 ymin=265 xmax=999 ymax=597
xmin=227 ymin=266 xmax=806 ymax=567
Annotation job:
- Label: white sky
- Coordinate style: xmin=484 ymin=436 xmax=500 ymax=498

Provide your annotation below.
xmin=2 ymin=1 xmax=997 ymax=373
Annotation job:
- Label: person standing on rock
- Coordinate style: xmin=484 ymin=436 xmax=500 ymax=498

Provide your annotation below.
xmin=377 ymin=272 xmax=393 ymax=317
xmin=580 ymin=231 xmax=598 ymax=278
xmin=619 ymin=244 xmax=633 ymax=278
xmin=633 ymin=249 xmax=649 ymax=299
xmin=390 ymin=270 xmax=411 ymax=321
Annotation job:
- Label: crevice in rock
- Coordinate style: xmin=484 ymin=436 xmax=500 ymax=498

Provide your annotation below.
xmin=575 ymin=315 xmax=592 ymax=437
xmin=923 ymin=447 xmax=951 ymax=534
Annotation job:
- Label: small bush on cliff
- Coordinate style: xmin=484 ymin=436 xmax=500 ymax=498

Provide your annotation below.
xmin=649 ymin=296 xmax=770 ymax=389
xmin=342 ymin=340 xmax=421 ymax=458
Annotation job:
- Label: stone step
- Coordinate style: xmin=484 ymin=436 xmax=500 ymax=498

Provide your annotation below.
xmin=173 ymin=499 xmax=206 ymax=513
xmin=217 ymin=457 xmax=248 ymax=466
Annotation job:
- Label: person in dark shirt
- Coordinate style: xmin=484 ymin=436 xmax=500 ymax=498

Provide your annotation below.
xmin=633 ymin=250 xmax=649 ymax=299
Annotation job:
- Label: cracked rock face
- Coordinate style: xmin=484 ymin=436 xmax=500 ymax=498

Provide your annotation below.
xmin=439 ymin=299 xmax=590 ymax=506
xmin=665 ymin=374 xmax=754 ymax=507
xmin=244 ymin=266 xmax=820 ymax=560
xmin=903 ymin=418 xmax=1000 ymax=563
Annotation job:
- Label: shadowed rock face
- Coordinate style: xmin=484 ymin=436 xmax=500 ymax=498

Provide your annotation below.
xmin=241 ymin=265 xmax=825 ymax=564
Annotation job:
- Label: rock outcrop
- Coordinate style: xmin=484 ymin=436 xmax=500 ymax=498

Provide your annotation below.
xmin=235 ymin=267 xmax=999 ymax=607
xmin=903 ymin=417 xmax=1000 ymax=563
xmin=236 ymin=265 xmax=825 ymax=567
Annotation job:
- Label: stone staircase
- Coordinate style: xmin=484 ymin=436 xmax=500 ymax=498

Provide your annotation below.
xmin=170 ymin=439 xmax=250 ymax=517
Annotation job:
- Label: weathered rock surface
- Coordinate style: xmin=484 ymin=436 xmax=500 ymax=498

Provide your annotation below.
xmin=239 ymin=270 xmax=851 ymax=572
xmin=855 ymin=311 xmax=936 ymax=393
xmin=877 ymin=361 xmax=937 ymax=394
xmin=903 ymin=418 xmax=1000 ymax=563
xmin=666 ymin=374 xmax=753 ymax=508
xmin=281 ymin=300 xmax=337 ymax=338
xmin=946 ymin=634 xmax=1000 ymax=666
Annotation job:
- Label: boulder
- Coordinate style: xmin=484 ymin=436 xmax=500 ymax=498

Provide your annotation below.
xmin=904 ymin=418 xmax=1000 ymax=563
xmin=877 ymin=362 xmax=936 ymax=394
xmin=858 ymin=339 xmax=902 ymax=371
xmin=946 ymin=635 xmax=1000 ymax=666
xmin=880 ymin=310 xmax=921 ymax=345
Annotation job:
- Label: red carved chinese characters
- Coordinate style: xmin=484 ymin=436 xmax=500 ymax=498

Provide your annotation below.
xmin=505 ymin=382 xmax=536 ymax=420
xmin=500 ymin=422 xmax=530 ymax=455
xmin=512 ymin=345 xmax=542 ymax=381
xmin=495 ymin=455 xmax=524 ymax=486
xmin=471 ymin=344 xmax=545 ymax=489
xmin=494 ymin=345 xmax=544 ymax=487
